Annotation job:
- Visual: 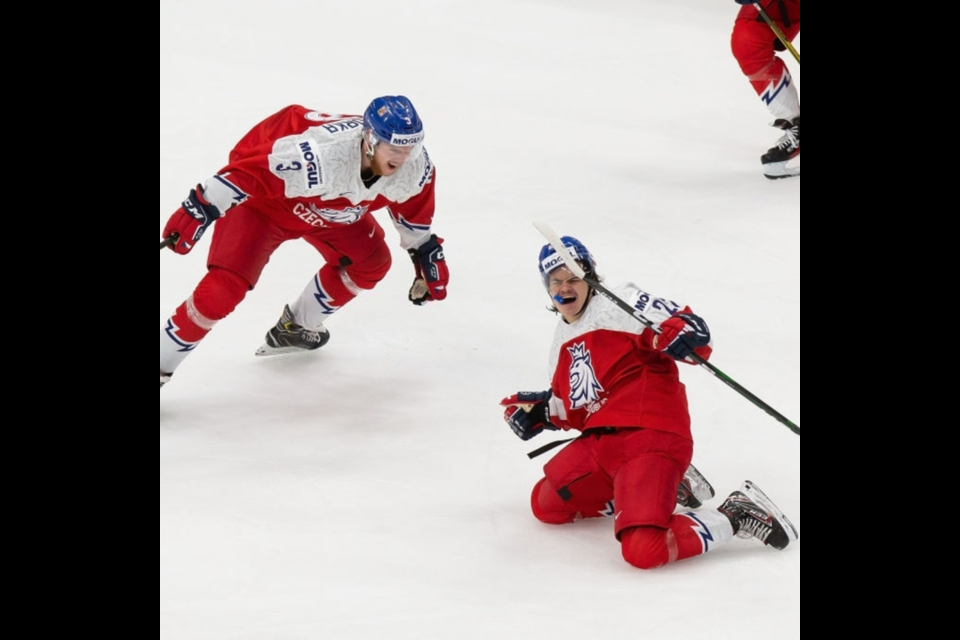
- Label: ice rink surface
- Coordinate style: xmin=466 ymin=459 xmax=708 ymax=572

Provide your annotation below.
xmin=161 ymin=2 xmax=800 ymax=638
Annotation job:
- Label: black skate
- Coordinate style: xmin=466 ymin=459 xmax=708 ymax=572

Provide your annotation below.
xmin=718 ymin=480 xmax=799 ymax=550
xmin=161 ymin=370 xmax=172 ymax=389
xmin=255 ymin=304 xmax=330 ymax=357
xmin=676 ymin=463 xmax=716 ymax=509
xmin=762 ymin=116 xmax=800 ymax=179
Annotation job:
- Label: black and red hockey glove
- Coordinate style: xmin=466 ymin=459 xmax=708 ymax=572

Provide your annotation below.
xmin=162 ymin=185 xmax=222 ymax=255
xmin=656 ymin=312 xmax=711 ymax=361
xmin=408 ymin=234 xmax=449 ymax=305
xmin=500 ymin=391 xmax=559 ymax=441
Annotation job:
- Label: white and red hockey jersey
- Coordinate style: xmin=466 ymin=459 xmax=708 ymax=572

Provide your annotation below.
xmin=546 ymin=283 xmax=712 ymax=439
xmin=196 ymin=104 xmax=437 ymax=250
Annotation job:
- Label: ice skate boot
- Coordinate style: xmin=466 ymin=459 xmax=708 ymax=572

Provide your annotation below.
xmin=717 ymin=480 xmax=799 ymax=550
xmin=161 ymin=370 xmax=172 ymax=389
xmin=761 ymin=116 xmax=800 ymax=179
xmin=676 ymin=463 xmax=716 ymax=509
xmin=255 ymin=305 xmax=330 ymax=356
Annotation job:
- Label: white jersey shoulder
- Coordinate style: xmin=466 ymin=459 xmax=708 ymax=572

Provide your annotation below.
xmin=268 ymin=117 xmax=434 ymax=204
xmin=547 ymin=283 xmax=682 ymax=374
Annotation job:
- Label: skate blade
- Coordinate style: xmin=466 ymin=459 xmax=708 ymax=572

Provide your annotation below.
xmin=685 ymin=464 xmax=716 ymax=503
xmin=741 ymin=480 xmax=799 ymax=545
xmin=255 ymin=343 xmax=314 ymax=357
xmin=763 ymin=158 xmax=801 ymax=179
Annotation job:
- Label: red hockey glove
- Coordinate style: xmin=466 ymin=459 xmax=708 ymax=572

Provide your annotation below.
xmin=500 ymin=391 xmax=559 ymax=441
xmin=655 ymin=312 xmax=711 ymax=361
xmin=408 ymin=235 xmax=449 ymax=305
xmin=162 ymin=185 xmax=223 ymax=255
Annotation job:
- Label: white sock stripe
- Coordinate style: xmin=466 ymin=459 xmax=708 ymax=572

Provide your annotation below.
xmin=339 ymin=267 xmax=364 ymax=295
xmin=185 ymin=295 xmax=219 ymax=331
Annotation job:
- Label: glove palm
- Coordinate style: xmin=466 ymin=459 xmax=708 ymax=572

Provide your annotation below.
xmin=408 ymin=234 xmax=449 ymax=305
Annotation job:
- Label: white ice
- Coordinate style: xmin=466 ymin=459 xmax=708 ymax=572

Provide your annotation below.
xmin=160 ymin=1 xmax=800 ymax=638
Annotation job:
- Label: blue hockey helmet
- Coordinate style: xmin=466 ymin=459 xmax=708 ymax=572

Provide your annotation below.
xmin=363 ymin=95 xmax=424 ymax=149
xmin=538 ymin=236 xmax=596 ymax=288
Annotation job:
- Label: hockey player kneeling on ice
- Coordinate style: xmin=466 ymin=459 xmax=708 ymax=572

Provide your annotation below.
xmin=160 ymin=96 xmax=449 ymax=389
xmin=499 ymin=236 xmax=798 ymax=569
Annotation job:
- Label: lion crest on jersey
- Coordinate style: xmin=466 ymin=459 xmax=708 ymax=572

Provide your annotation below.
xmin=567 ymin=342 xmax=604 ymax=410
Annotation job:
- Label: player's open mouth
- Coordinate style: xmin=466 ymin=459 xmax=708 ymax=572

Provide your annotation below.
xmin=556 ymin=295 xmax=576 ymax=304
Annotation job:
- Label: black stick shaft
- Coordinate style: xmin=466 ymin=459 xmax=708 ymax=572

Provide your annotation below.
xmin=160 ymin=234 xmax=179 ymax=251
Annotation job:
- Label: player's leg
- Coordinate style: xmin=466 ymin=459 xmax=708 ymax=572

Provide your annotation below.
xmin=161 ymin=208 xmax=285 ymax=384
xmin=295 ymin=215 xmax=391 ymax=329
xmin=531 ymin=438 xmax=615 ymax=524
xmin=730 ymin=10 xmax=801 ymax=121
xmin=256 ymin=216 xmax=392 ymax=355
xmin=731 ymin=4 xmax=801 ymax=174
xmin=621 ymin=480 xmax=799 ymax=569
xmin=609 ymin=429 xmax=729 ymax=570
xmin=620 ymin=511 xmax=737 ymax=570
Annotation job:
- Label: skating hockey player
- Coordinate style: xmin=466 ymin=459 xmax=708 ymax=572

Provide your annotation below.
xmin=161 ymin=96 xmax=448 ymax=389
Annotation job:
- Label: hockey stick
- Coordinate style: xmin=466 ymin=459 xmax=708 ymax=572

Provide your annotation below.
xmin=757 ymin=5 xmax=800 ymax=65
xmin=533 ymin=222 xmax=800 ymax=437
xmin=160 ymin=233 xmax=179 ymax=251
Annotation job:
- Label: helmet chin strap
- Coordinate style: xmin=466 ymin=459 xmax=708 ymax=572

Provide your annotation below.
xmin=364 ymin=130 xmax=377 ymax=159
